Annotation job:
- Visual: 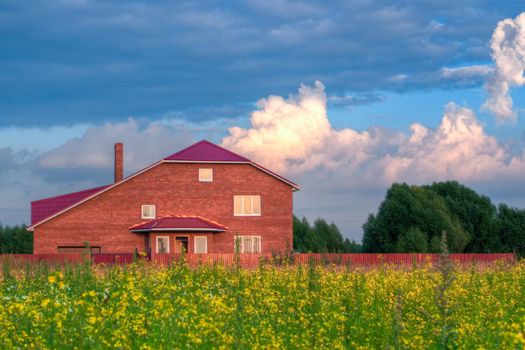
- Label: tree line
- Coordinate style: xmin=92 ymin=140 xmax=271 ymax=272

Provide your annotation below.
xmin=293 ymin=215 xmax=361 ymax=253
xmin=362 ymin=181 xmax=525 ymax=255
xmin=0 ymin=223 xmax=32 ymax=254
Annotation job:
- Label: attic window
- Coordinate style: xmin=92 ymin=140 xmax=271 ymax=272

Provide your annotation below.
xmin=141 ymin=205 xmax=156 ymax=219
xmin=199 ymin=168 xmax=213 ymax=182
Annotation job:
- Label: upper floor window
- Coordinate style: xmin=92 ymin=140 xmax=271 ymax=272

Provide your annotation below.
xmin=234 ymin=195 xmax=261 ymax=216
xmin=141 ymin=204 xmax=156 ymax=219
xmin=199 ymin=168 xmax=213 ymax=182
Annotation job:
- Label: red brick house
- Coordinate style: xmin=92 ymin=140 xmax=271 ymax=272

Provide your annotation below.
xmin=27 ymin=140 xmax=299 ymax=255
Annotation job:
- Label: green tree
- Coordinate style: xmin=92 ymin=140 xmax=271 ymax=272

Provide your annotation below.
xmin=362 ymin=183 xmax=468 ymax=253
xmin=497 ymin=204 xmax=525 ymax=257
xmin=396 ymin=227 xmax=428 ymax=253
xmin=343 ymin=238 xmax=362 ymax=253
xmin=427 ymin=181 xmax=500 ymax=252
xmin=293 ymin=215 xmax=310 ymax=252
xmin=362 ymin=181 xmax=525 ymax=254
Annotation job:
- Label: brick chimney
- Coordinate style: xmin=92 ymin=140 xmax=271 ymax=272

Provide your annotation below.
xmin=114 ymin=143 xmax=123 ymax=183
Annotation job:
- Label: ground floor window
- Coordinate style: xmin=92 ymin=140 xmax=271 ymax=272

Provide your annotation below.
xmin=194 ymin=236 xmax=208 ymax=254
xmin=234 ymin=236 xmax=261 ymax=253
xmin=57 ymin=246 xmax=101 ymax=254
xmin=156 ymin=236 xmax=170 ymax=253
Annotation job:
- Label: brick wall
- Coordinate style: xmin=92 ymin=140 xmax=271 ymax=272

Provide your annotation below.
xmin=33 ymin=163 xmax=294 ymax=254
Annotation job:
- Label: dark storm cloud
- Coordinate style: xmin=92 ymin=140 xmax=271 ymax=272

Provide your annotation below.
xmin=0 ymin=0 xmax=521 ymax=127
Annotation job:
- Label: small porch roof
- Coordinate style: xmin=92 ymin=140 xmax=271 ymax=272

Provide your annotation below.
xmin=129 ymin=215 xmax=227 ymax=233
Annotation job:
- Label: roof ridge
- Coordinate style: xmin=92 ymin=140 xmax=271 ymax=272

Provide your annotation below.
xmin=152 ymin=219 xmax=161 ymax=229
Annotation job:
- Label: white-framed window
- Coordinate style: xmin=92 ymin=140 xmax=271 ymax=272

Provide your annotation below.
xmin=141 ymin=204 xmax=156 ymax=219
xmin=194 ymin=236 xmax=208 ymax=254
xmin=199 ymin=168 xmax=213 ymax=182
xmin=234 ymin=195 xmax=261 ymax=216
xmin=156 ymin=236 xmax=169 ymax=253
xmin=234 ymin=236 xmax=262 ymax=253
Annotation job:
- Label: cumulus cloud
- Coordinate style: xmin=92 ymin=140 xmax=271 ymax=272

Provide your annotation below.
xmin=482 ymin=12 xmax=525 ymax=123
xmin=223 ymin=82 xmax=525 ymax=190
xmin=382 ymin=104 xmax=515 ymax=184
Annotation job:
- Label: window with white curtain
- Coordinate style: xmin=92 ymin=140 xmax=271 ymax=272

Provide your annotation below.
xmin=233 ymin=195 xmax=261 ymax=216
xmin=194 ymin=236 xmax=208 ymax=254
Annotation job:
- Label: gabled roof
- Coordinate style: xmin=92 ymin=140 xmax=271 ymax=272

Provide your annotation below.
xmin=163 ymin=140 xmax=300 ymax=190
xmin=28 ymin=140 xmax=299 ymax=230
xmin=129 ymin=215 xmax=227 ymax=232
xmin=31 ymin=185 xmax=110 ymax=225
xmin=164 ymin=140 xmax=249 ymax=162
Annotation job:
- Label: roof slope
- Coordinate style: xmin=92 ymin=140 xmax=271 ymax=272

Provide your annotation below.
xmin=31 ymin=185 xmax=110 ymax=225
xmin=164 ymin=140 xmax=249 ymax=162
xmin=129 ymin=215 xmax=227 ymax=232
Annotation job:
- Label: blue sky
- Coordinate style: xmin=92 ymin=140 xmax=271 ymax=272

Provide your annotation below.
xmin=1 ymin=1 xmax=525 ymax=241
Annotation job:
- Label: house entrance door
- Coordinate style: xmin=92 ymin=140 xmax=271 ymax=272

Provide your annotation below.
xmin=175 ymin=236 xmax=189 ymax=253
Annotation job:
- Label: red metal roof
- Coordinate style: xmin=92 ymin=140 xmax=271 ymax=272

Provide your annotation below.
xmin=31 ymin=185 xmax=110 ymax=225
xmin=129 ymin=215 xmax=227 ymax=232
xmin=164 ymin=140 xmax=249 ymax=162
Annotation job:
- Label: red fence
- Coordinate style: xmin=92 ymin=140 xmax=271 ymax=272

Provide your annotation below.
xmin=291 ymin=253 xmax=516 ymax=266
xmin=151 ymin=252 xmax=516 ymax=268
xmin=152 ymin=253 xmax=273 ymax=267
xmin=91 ymin=253 xmax=136 ymax=265
xmin=0 ymin=253 xmax=86 ymax=266
xmin=0 ymin=252 xmax=516 ymax=268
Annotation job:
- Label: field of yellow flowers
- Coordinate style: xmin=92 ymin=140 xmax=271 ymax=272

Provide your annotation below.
xmin=1 ymin=259 xmax=524 ymax=349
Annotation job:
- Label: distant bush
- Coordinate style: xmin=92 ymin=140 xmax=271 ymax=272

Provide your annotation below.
xmin=0 ymin=223 xmax=32 ymax=254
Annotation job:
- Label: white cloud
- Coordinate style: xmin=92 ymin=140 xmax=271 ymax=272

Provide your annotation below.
xmin=382 ymin=103 xmax=516 ymax=184
xmin=482 ymin=12 xmax=525 ymax=123
xmin=223 ymin=82 xmax=525 ymax=190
